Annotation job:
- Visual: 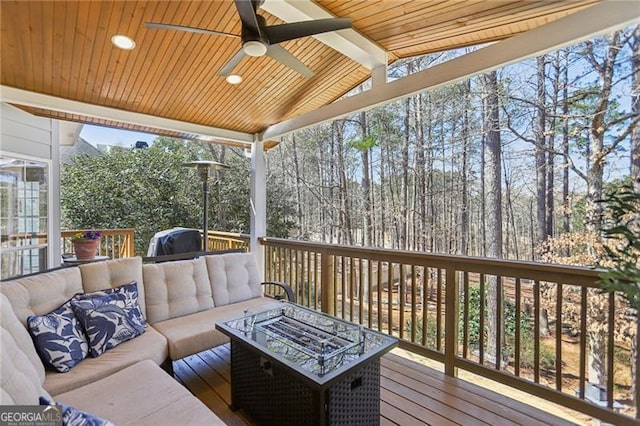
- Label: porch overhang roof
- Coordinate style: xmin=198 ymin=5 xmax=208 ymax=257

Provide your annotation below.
xmin=1 ymin=1 xmax=638 ymax=148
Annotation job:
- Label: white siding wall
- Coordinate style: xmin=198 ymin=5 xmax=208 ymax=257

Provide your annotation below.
xmin=1 ymin=104 xmax=54 ymax=159
xmin=1 ymin=103 xmax=61 ymax=267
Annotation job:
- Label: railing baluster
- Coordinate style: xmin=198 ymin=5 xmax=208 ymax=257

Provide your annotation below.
xmin=422 ymin=267 xmax=428 ymax=347
xmin=607 ymin=292 xmax=615 ymax=409
xmin=556 ymin=283 xmax=563 ymax=391
xmin=293 ymin=249 xmax=299 ymax=304
xmin=313 ymin=252 xmax=318 ymax=310
xmin=377 ymin=260 xmax=382 ymax=333
xmin=579 ymin=287 xmax=588 ymax=400
xmin=463 ymin=271 xmax=470 ymax=358
xmin=534 ymin=280 xmax=541 ymax=384
xmin=436 ymin=268 xmax=443 ymax=352
xmin=495 ymin=275 xmax=503 ymax=370
xmin=636 ymin=320 xmax=640 ymax=419
xmin=349 ymin=256 xmax=355 ymax=322
xmin=367 ymin=259 xmax=373 ymax=329
xmin=359 ymin=258 xmax=364 ymax=325
xmin=289 ymin=248 xmax=294 ymax=296
xmin=266 ymin=246 xmax=272 ymax=281
xmin=332 ymin=256 xmax=342 ymax=316
xmin=388 ymin=262 xmax=393 ymax=336
xmin=411 ymin=264 xmax=417 ymax=343
xmin=479 ymin=273 xmax=485 ymax=365
xmin=444 ymin=265 xmax=459 ymax=377
xmin=341 ymin=256 xmax=346 ymax=320
xmin=277 ymin=246 xmax=282 ymax=283
xmin=514 ymin=277 xmax=521 ymax=376
xmin=399 ymin=263 xmax=405 ymax=340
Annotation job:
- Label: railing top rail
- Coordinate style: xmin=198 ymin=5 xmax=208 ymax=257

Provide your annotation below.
xmin=208 ymin=231 xmax=250 ymax=241
xmin=61 ymin=228 xmax=135 ymax=236
xmin=259 ymin=237 xmax=603 ymax=286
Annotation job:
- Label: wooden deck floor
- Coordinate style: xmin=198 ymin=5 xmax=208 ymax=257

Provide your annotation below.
xmin=173 ymin=345 xmax=576 ymax=426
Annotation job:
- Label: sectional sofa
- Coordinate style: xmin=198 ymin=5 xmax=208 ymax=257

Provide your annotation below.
xmin=0 ymin=252 xmax=291 ymax=425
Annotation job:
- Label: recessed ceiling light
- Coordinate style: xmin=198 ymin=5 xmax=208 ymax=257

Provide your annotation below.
xmin=111 ymin=35 xmax=136 ymax=50
xmin=226 ymin=75 xmax=243 ymax=85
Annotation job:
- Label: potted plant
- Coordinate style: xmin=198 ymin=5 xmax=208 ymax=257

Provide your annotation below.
xmin=72 ymin=230 xmax=102 ymax=260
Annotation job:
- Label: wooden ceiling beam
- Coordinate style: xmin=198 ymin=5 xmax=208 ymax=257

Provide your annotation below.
xmin=261 ymin=0 xmax=388 ymax=71
xmin=0 ymin=86 xmax=255 ymax=144
xmin=261 ymin=1 xmax=639 ymax=141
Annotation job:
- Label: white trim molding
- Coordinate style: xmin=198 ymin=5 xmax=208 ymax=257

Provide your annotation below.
xmin=0 ymin=86 xmax=255 ymax=144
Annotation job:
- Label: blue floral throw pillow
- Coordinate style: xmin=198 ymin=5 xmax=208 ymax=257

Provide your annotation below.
xmin=76 ymin=281 xmax=146 ymax=329
xmin=27 ymin=300 xmax=89 ymax=373
xmin=40 ymin=396 xmax=114 ymax=426
xmin=71 ymin=291 xmax=146 ymax=357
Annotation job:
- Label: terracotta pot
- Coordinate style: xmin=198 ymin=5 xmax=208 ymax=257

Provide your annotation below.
xmin=73 ymin=238 xmax=101 ymax=260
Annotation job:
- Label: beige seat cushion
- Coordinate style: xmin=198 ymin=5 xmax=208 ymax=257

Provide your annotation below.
xmin=205 ymin=252 xmax=263 ymax=306
xmin=0 ymin=294 xmax=50 ymax=405
xmin=143 ymin=258 xmax=214 ymax=324
xmin=153 ymin=297 xmax=281 ymax=360
xmin=54 ymin=360 xmax=225 ymax=425
xmin=79 ymin=257 xmax=147 ymax=318
xmin=43 ymin=326 xmax=168 ymax=395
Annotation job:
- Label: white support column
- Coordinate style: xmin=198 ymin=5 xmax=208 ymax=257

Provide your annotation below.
xmin=250 ymin=139 xmax=267 ymax=279
xmin=50 ymin=119 xmax=61 ymax=267
xmin=370 ymin=64 xmax=387 ymax=88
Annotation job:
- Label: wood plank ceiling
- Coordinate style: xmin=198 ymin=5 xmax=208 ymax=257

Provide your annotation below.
xmin=1 ymin=0 xmax=597 ymax=140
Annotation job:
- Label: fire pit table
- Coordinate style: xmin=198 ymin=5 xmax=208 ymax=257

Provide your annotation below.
xmin=216 ymin=301 xmax=398 ymax=426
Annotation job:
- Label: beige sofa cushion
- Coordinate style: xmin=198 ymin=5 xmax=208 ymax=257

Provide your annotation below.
xmin=143 ymin=258 xmax=214 ymax=324
xmin=79 ymin=257 xmax=146 ymax=318
xmin=0 ymin=267 xmax=83 ymax=325
xmin=205 ymin=252 xmax=263 ymax=306
xmin=54 ymin=360 xmax=225 ymax=425
xmin=43 ymin=326 xmax=168 ymax=395
xmin=0 ymin=294 xmax=50 ymax=405
xmin=153 ymin=296 xmax=281 ymax=360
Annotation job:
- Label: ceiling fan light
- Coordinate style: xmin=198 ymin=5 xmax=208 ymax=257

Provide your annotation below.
xmin=226 ymin=74 xmax=243 ymax=85
xmin=243 ymin=40 xmax=267 ymax=57
xmin=111 ymin=35 xmax=136 ymax=50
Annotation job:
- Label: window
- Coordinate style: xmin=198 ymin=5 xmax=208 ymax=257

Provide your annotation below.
xmin=0 ymin=157 xmax=49 ymax=279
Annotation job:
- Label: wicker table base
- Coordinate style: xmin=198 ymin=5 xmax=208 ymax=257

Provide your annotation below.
xmin=230 ymin=340 xmax=381 ymax=426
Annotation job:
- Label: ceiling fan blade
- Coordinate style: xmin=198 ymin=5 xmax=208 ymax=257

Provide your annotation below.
xmin=266 ymin=45 xmax=314 ymax=78
xmin=145 ymin=22 xmax=239 ymax=38
xmin=264 ymin=18 xmax=352 ymax=45
xmin=218 ymin=49 xmax=247 ymax=77
xmin=234 ymin=0 xmax=261 ymax=36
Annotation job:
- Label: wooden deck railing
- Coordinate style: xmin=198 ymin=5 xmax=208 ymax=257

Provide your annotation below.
xmin=260 ymin=237 xmax=639 ymax=425
xmin=61 ymin=229 xmax=135 ymax=259
xmin=206 ymin=231 xmax=249 ymax=252
xmin=60 ymin=229 xmax=247 ymax=259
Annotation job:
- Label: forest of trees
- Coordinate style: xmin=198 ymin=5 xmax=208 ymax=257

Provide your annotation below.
xmin=267 ymin=24 xmax=639 ymax=268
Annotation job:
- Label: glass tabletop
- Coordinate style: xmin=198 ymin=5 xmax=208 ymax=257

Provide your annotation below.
xmin=217 ymin=302 xmax=397 ymax=378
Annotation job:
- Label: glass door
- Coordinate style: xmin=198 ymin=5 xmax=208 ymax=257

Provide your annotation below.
xmin=0 ymin=156 xmax=49 ymax=279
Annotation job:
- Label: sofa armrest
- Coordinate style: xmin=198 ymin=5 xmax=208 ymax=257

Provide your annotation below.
xmin=261 ymin=281 xmax=296 ymax=303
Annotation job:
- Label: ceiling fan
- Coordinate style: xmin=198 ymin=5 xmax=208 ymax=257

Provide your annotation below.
xmin=145 ymin=0 xmax=352 ymax=78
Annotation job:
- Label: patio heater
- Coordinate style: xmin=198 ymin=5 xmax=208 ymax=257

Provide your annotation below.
xmin=182 ymin=160 xmax=229 ymax=251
